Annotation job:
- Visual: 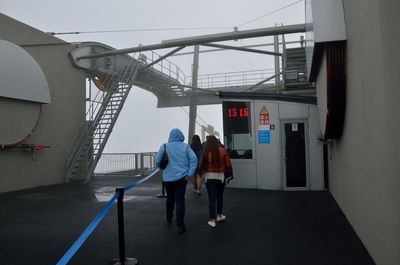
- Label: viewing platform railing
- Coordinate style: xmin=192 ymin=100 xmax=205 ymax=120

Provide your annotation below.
xmin=94 ymin=152 xmax=157 ymax=176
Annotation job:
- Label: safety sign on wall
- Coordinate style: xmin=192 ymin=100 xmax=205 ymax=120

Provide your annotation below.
xmin=259 ymin=106 xmax=270 ymax=125
xmin=258 ymin=106 xmax=271 ymax=144
xmin=258 ymin=129 xmax=270 ymax=144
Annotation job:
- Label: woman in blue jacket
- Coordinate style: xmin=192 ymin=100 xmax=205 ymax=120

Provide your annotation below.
xmin=155 ymin=128 xmax=198 ymax=234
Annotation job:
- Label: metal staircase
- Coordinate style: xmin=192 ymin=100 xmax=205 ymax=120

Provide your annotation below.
xmin=65 ymin=56 xmax=141 ymax=182
xmin=284 ymin=47 xmax=312 ymax=91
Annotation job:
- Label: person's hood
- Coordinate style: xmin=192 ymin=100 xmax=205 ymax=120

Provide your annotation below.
xmin=168 ymin=128 xmax=185 ymax=142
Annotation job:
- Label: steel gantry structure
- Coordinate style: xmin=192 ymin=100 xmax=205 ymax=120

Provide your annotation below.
xmin=65 ymin=23 xmax=314 ymax=182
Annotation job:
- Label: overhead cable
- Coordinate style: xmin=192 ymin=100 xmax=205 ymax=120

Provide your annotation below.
xmin=48 ymin=1 xmax=303 ymax=36
xmin=238 ymin=0 xmax=304 ymax=27
xmin=47 ymin=26 xmax=231 ymax=36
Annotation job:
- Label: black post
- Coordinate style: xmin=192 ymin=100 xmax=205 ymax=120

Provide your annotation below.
xmin=157 ymin=181 xmax=167 ymax=198
xmin=114 ymin=188 xmax=138 ymax=265
xmin=117 ymin=188 xmax=126 ymax=264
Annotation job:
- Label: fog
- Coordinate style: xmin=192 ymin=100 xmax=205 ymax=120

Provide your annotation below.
xmin=1 ymin=0 xmax=305 ymax=152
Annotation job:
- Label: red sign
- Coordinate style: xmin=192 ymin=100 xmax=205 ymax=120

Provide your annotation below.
xmin=259 ymin=106 xmax=269 ymax=125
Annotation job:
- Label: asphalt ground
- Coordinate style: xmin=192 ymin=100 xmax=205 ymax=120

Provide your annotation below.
xmin=0 ymin=172 xmax=375 ymax=265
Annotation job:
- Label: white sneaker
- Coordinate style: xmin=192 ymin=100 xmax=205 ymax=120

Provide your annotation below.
xmin=216 ymin=214 xmax=226 ymax=222
xmin=208 ymin=220 xmax=216 ymax=227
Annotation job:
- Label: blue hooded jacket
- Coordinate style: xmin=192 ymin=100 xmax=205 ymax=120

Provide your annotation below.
xmin=155 ymin=128 xmax=198 ymax=182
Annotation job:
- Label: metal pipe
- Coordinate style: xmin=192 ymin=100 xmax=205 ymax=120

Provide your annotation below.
xmin=274 ymin=34 xmax=280 ymax=91
xmin=77 ymin=24 xmax=305 ymax=59
xmin=281 ymin=33 xmax=287 ymax=90
xmin=169 ymin=40 xmax=301 ymax=56
xmin=202 ymin=43 xmax=282 ymax=56
xmin=188 ymin=45 xmax=199 ymax=141
xmin=142 ymin=46 xmax=186 ymax=70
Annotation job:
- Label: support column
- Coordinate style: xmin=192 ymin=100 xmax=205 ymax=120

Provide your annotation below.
xmin=281 ymin=33 xmax=287 ymax=90
xmin=274 ymin=33 xmax=281 ymax=92
xmin=188 ymin=45 xmax=199 ymax=141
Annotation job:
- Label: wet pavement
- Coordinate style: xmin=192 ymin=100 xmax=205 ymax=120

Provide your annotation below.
xmin=0 ymin=172 xmax=375 ymax=265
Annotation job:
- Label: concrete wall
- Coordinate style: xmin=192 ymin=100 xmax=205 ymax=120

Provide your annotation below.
xmin=325 ymin=1 xmax=400 ymax=264
xmin=0 ymin=14 xmax=86 ymax=192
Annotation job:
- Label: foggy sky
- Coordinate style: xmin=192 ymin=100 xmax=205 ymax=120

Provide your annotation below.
xmin=1 ymin=0 xmax=305 ymax=152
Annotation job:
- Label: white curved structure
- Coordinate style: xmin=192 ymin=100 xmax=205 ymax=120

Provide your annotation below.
xmin=0 ymin=39 xmax=50 ymax=103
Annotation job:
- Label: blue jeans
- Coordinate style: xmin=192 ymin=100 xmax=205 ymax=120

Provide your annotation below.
xmin=205 ymin=179 xmax=225 ymax=219
xmin=164 ymin=178 xmax=187 ymax=228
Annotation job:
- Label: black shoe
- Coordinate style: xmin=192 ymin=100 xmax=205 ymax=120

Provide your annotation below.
xmin=177 ymin=226 xmax=186 ymax=234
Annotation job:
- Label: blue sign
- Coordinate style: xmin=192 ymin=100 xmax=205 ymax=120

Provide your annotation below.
xmin=258 ymin=130 xmax=270 ymax=144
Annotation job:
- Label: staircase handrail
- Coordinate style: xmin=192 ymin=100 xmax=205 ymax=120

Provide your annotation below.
xmin=64 ymin=123 xmax=89 ymax=181
xmin=140 ymin=50 xmax=186 ymax=84
xmin=64 ymin=53 xmax=140 ymax=182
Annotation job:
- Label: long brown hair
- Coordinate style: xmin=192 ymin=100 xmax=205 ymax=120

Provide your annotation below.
xmin=190 ymin=134 xmax=202 ymax=150
xmin=201 ymin=135 xmax=220 ymax=166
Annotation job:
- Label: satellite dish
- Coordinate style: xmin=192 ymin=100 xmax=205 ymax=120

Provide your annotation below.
xmin=0 ymin=98 xmax=41 ymax=145
xmin=0 ymin=39 xmax=49 ymax=145
xmin=0 ymin=39 xmax=50 ymax=103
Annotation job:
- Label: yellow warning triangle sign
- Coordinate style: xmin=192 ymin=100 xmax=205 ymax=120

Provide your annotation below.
xmin=260 ymin=106 xmax=269 ymax=115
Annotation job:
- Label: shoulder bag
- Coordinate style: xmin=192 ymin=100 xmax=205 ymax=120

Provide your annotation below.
xmin=159 ymin=143 xmax=169 ymax=170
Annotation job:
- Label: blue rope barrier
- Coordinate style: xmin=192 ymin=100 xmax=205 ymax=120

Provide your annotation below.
xmin=56 ymin=169 xmax=160 ymax=265
xmin=123 ymin=168 xmax=159 ymax=192
xmin=56 ymin=192 xmax=119 ymax=265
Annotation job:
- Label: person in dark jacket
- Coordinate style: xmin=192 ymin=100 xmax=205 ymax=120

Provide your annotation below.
xmin=190 ymin=134 xmax=203 ymax=195
xmin=155 ymin=128 xmax=197 ymax=233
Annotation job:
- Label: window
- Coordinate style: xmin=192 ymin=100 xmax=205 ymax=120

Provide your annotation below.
xmin=222 ymin=101 xmax=252 ymax=159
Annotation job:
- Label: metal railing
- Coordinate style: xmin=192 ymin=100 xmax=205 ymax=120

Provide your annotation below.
xmin=139 ymin=51 xmax=186 ymax=84
xmin=139 ymin=46 xmax=307 ymax=92
xmin=141 ymin=50 xmax=280 ymax=91
xmin=185 ymin=68 xmax=276 ymax=89
xmin=94 ymin=152 xmax=157 ymax=175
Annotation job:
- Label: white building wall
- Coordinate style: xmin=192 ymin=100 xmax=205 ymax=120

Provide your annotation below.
xmin=229 ymin=100 xmax=323 ymax=191
xmin=308 ymin=106 xmax=324 ymax=190
xmin=229 ymin=160 xmax=257 ymax=189
xmin=255 ymin=102 xmax=280 ymax=190
xmin=323 ymin=1 xmax=400 ymax=264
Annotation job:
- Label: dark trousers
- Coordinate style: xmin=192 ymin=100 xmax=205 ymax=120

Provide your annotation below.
xmin=164 ymin=178 xmax=187 ymax=228
xmin=205 ymin=179 xmax=225 ymax=219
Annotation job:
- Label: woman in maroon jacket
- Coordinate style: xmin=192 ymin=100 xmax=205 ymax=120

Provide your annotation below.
xmin=199 ymin=135 xmax=232 ymax=228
